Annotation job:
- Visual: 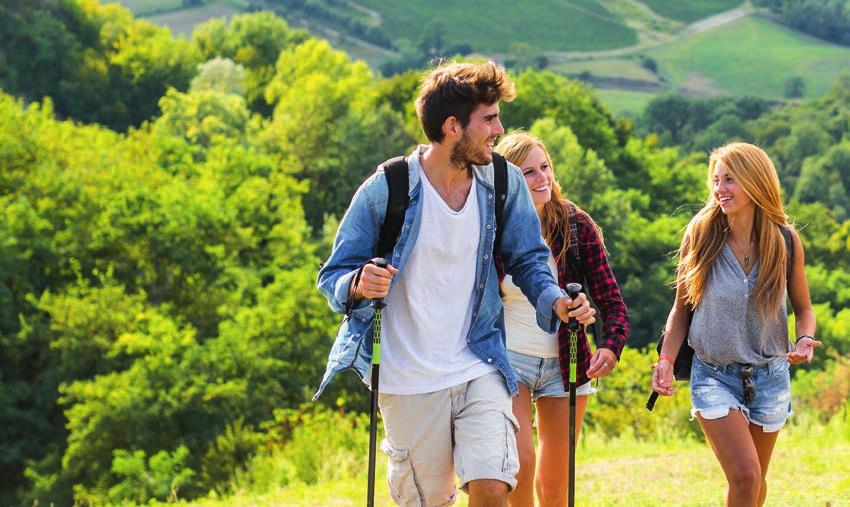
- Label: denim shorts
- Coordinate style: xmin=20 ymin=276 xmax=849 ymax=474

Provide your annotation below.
xmin=507 ymin=349 xmax=595 ymax=402
xmin=690 ymin=354 xmax=792 ymax=432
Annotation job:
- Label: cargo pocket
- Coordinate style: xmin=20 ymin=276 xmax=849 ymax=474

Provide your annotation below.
xmin=380 ymin=440 xmax=421 ymax=506
xmin=501 ymin=409 xmax=520 ymax=476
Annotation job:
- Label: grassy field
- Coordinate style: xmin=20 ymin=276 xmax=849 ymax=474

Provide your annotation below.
xmin=648 ymin=15 xmax=850 ymax=99
xmin=352 ymin=0 xmax=637 ymax=52
xmin=595 ymin=88 xmax=658 ymax=117
xmin=168 ymin=409 xmax=850 ymax=507
xmin=146 ymin=3 xmax=238 ymax=36
xmin=551 ymin=58 xmax=660 ymax=82
xmin=113 ymin=0 xmax=184 ymax=16
xmin=641 ymin=0 xmax=743 ymax=23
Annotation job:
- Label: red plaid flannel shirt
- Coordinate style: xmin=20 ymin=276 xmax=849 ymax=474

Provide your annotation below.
xmin=550 ymin=204 xmax=629 ymax=388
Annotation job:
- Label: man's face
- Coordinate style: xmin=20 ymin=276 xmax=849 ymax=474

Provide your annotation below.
xmin=450 ymin=103 xmax=505 ymax=168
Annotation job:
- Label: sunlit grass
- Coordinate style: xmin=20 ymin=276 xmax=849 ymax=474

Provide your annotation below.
xmin=168 ymin=406 xmax=850 ymax=507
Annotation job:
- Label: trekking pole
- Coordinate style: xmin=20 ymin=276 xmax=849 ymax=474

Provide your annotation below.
xmin=565 ymin=282 xmax=582 ymax=507
xmin=367 ymin=258 xmax=388 ymax=507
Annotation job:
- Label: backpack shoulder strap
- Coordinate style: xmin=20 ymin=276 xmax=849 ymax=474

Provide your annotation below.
xmin=565 ymin=202 xmax=599 ymax=347
xmin=780 ymin=226 xmax=794 ymax=281
xmin=377 ymin=156 xmax=409 ymax=259
xmin=565 ymin=202 xmax=582 ymax=267
xmin=492 ymin=152 xmax=508 ymax=256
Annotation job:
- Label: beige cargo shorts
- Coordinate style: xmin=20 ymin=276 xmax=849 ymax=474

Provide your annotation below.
xmin=378 ymin=371 xmax=520 ymax=506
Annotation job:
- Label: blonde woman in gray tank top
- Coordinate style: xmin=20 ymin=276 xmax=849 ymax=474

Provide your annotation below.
xmin=651 ymin=142 xmax=820 ymax=507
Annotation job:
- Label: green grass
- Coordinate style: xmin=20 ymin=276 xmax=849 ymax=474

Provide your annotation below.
xmin=352 ymin=0 xmax=637 ymax=52
xmin=551 ymin=58 xmax=659 ymax=81
xmin=113 ymin=0 xmax=185 ymax=16
xmin=596 ymin=88 xmax=658 ymax=116
xmin=641 ymin=0 xmax=743 ymax=23
xmin=649 ymin=15 xmax=850 ymax=99
xmin=170 ymin=408 xmax=850 ymax=507
xmin=145 ymin=3 xmax=238 ymax=36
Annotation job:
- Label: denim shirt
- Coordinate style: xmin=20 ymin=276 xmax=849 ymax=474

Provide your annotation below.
xmin=314 ymin=146 xmax=565 ymax=399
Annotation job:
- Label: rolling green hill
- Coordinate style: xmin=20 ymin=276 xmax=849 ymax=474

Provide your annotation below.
xmin=115 ymin=0 xmax=850 ymax=115
xmin=641 ymin=0 xmax=742 ymax=23
xmin=648 ymin=15 xmax=850 ymax=99
xmin=351 ymin=0 xmax=637 ymax=52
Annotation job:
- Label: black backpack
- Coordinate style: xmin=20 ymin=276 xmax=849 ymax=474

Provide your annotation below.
xmin=344 ymin=154 xmax=510 ymax=317
xmin=646 ymin=226 xmax=795 ymax=410
xmin=375 ymin=153 xmax=509 ymax=259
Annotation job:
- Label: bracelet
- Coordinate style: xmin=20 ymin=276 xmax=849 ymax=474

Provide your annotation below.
xmin=796 ymin=335 xmax=815 ymax=344
xmin=658 ymin=354 xmax=674 ymax=365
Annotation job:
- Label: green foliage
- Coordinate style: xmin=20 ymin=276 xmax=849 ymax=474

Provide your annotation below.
xmin=106 ymin=446 xmax=195 ymax=504
xmin=794 ymin=141 xmax=850 ymax=220
xmin=753 ymin=0 xmax=850 ymax=47
xmin=190 ymin=57 xmax=247 ymax=96
xmin=0 ymin=0 xmax=200 ymax=130
xmin=785 ymin=76 xmax=806 ymax=98
xmin=505 ymin=70 xmax=619 ymax=158
xmin=264 ymin=38 xmax=414 ymax=229
xmin=191 ymin=12 xmax=309 ymax=116
xmin=793 ymin=356 xmax=850 ymax=420
xmin=587 ymin=348 xmax=696 ymax=440
xmin=528 ymin=118 xmax=614 ymax=212
xmin=1 ymin=3 xmax=849 ymax=505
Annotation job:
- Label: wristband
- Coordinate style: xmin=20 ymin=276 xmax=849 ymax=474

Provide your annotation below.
xmin=796 ymin=335 xmax=815 ymax=344
xmin=658 ymin=353 xmax=674 ymax=365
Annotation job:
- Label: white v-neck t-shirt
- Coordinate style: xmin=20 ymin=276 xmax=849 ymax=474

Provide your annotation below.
xmin=379 ymin=163 xmax=495 ymax=394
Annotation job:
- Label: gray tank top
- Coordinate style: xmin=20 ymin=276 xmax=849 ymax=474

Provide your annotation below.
xmin=689 ymin=243 xmax=791 ymax=366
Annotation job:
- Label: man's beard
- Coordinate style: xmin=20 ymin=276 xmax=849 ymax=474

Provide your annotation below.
xmin=450 ymin=132 xmax=492 ymax=169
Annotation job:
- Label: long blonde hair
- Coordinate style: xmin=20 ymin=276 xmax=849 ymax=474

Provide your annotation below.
xmin=677 ymin=142 xmax=791 ymax=319
xmin=496 ymin=132 xmax=597 ymax=262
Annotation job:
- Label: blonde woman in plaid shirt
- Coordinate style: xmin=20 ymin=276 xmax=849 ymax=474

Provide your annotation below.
xmin=496 ymin=133 xmax=629 ymax=507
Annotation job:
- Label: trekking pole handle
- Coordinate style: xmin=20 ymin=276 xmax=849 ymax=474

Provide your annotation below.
xmin=565 ymin=282 xmax=582 ymax=331
xmin=370 ymin=258 xmax=389 ymax=310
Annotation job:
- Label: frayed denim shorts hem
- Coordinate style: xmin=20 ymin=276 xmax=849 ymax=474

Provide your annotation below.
xmin=689 ymin=354 xmax=792 ymax=433
xmin=507 ymin=349 xmax=595 ymax=402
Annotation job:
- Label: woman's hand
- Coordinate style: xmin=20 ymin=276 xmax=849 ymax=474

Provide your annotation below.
xmin=587 ymin=348 xmax=617 ymax=378
xmin=652 ymin=357 xmax=675 ymax=396
xmin=787 ymin=336 xmax=821 ymax=364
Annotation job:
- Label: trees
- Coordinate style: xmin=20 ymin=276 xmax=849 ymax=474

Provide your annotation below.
xmin=1 ymin=2 xmax=849 ymax=503
xmin=264 ymin=39 xmax=413 ymax=230
xmin=191 ymin=12 xmax=309 ymax=116
xmin=0 ymin=0 xmax=199 ymax=130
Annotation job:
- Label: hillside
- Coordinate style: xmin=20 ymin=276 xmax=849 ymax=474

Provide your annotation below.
xmin=114 ymin=0 xmax=850 ymax=115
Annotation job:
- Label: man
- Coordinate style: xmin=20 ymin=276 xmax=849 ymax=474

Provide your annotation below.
xmin=315 ymin=61 xmax=595 ymax=506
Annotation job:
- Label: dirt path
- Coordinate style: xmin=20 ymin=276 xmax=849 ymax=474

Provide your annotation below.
xmin=546 ymin=3 xmax=754 ymax=63
xmin=686 ymin=5 xmax=751 ymax=34
xmin=346 ymin=1 xmax=382 ymax=28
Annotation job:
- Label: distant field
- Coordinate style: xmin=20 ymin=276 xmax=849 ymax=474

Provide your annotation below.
xmin=649 ymin=15 xmax=850 ymax=99
xmin=595 ymin=88 xmax=658 ymax=117
xmin=551 ymin=58 xmax=659 ymax=82
xmin=641 ymin=0 xmax=742 ymax=23
xmin=353 ymin=0 xmax=637 ymax=52
xmin=146 ymin=3 xmax=237 ymax=36
xmin=114 ymin=0 xmax=183 ymax=16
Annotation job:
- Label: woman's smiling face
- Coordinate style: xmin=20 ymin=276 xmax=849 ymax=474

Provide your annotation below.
xmin=521 ymin=146 xmax=553 ymax=212
xmin=713 ymin=160 xmax=752 ymax=215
